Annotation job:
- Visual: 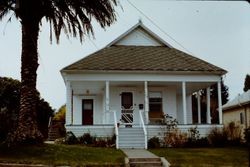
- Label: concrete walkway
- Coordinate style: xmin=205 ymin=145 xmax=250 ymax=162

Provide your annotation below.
xmin=121 ymin=149 xmax=170 ymax=167
xmin=122 ymin=149 xmax=159 ymax=158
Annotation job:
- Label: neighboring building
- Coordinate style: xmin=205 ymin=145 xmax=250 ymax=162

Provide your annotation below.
xmin=61 ymin=21 xmax=227 ymax=149
xmin=222 ymin=90 xmax=250 ymax=130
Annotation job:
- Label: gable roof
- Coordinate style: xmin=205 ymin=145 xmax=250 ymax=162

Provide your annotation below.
xmin=61 ymin=45 xmax=226 ymax=75
xmin=106 ymin=21 xmax=172 ymax=47
xmin=222 ymin=90 xmax=250 ymax=111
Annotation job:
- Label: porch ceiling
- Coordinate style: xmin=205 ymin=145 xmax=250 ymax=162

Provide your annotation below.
xmin=71 ymin=81 xmax=216 ymax=95
xmin=183 ymin=82 xmax=216 ymax=95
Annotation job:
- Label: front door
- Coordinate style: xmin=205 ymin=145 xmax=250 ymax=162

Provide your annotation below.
xmin=82 ymin=99 xmax=93 ymax=125
xmin=121 ymin=92 xmax=133 ymax=123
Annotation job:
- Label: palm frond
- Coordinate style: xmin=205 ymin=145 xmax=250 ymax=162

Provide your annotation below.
xmin=0 ymin=0 xmax=15 ymax=21
xmin=1 ymin=0 xmax=117 ymax=43
xmin=44 ymin=0 xmax=117 ymax=43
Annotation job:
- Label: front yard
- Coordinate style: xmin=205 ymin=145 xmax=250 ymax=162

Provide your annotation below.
xmin=0 ymin=144 xmax=248 ymax=167
xmin=151 ymin=147 xmax=248 ymax=167
xmin=0 ymin=144 xmax=124 ymax=166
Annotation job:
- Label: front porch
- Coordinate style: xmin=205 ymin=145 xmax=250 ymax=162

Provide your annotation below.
xmin=64 ymin=78 xmax=223 ymax=149
xmin=65 ymin=79 xmax=223 ymax=127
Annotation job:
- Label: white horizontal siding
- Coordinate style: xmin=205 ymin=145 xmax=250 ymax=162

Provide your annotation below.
xmin=66 ymin=124 xmax=223 ymax=139
xmin=115 ymin=27 xmax=164 ymax=46
xmin=146 ymin=124 xmax=223 ymax=140
xmin=66 ymin=125 xmax=114 ymax=137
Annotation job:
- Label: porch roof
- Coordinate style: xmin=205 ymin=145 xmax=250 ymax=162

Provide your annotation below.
xmin=61 ymin=46 xmax=226 ymax=75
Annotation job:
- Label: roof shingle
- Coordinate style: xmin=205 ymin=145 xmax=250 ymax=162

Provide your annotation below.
xmin=61 ymin=46 xmax=226 ymax=74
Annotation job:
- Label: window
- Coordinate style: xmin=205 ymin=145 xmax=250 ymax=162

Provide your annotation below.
xmin=149 ymin=98 xmax=162 ymax=112
xmin=149 ymin=92 xmax=162 ymax=112
xmin=240 ymin=113 xmax=244 ymax=124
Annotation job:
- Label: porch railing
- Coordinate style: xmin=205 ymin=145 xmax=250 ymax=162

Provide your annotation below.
xmin=113 ymin=110 xmax=119 ymax=149
xmin=121 ymin=106 xmax=133 ymax=124
xmin=139 ymin=110 xmax=148 ymax=149
xmin=48 ymin=116 xmax=52 ymax=128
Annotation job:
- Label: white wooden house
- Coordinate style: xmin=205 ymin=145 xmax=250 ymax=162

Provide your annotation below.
xmin=61 ymin=22 xmax=227 ymax=149
xmin=223 ymin=90 xmax=250 ymax=131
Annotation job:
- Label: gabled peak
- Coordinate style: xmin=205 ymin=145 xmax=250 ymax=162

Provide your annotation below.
xmin=106 ymin=21 xmax=172 ymax=47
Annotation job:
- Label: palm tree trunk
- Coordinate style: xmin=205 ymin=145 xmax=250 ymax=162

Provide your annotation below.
xmin=10 ymin=21 xmax=43 ymax=144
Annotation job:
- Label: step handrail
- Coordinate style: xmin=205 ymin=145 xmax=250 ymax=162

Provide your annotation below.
xmin=112 ymin=110 xmax=119 ymax=149
xmin=48 ymin=116 xmax=52 ymax=128
xmin=139 ymin=110 xmax=147 ymax=149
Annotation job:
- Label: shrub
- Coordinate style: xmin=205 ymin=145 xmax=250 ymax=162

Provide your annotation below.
xmin=65 ymin=131 xmax=78 ymax=145
xmin=78 ymin=133 xmax=115 ymax=147
xmin=196 ymin=137 xmax=209 ymax=147
xmin=208 ymin=127 xmax=228 ymax=147
xmin=187 ymin=127 xmax=200 ymax=142
xmin=164 ymin=129 xmax=187 ymax=147
xmin=92 ymin=136 xmax=115 ymax=147
xmin=148 ymin=136 xmax=161 ymax=148
xmin=162 ymin=114 xmax=178 ymax=133
xmin=245 ymin=127 xmax=250 ymax=145
xmin=162 ymin=114 xmax=185 ymax=147
xmin=225 ymin=122 xmax=242 ymax=146
xmin=79 ymin=133 xmax=95 ymax=145
xmin=184 ymin=127 xmax=209 ymax=147
xmin=107 ymin=134 xmax=116 ymax=147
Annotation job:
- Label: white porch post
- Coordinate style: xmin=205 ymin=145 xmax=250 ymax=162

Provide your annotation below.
xmin=197 ymin=91 xmax=201 ymax=124
xmin=206 ymin=87 xmax=211 ymax=124
xmin=66 ymin=81 xmax=72 ymax=125
xmin=105 ymin=81 xmax=110 ymax=112
xmin=217 ymin=81 xmax=223 ymax=124
xmin=144 ymin=81 xmax=149 ymax=124
xmin=105 ymin=81 xmax=110 ymax=124
xmin=182 ymin=82 xmax=187 ymax=125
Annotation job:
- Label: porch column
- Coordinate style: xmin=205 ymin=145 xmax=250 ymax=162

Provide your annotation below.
xmin=197 ymin=91 xmax=201 ymax=124
xmin=206 ymin=87 xmax=211 ymax=124
xmin=105 ymin=81 xmax=110 ymax=112
xmin=217 ymin=81 xmax=222 ymax=124
xmin=66 ymin=81 xmax=73 ymax=125
xmin=182 ymin=82 xmax=187 ymax=125
xmin=105 ymin=81 xmax=110 ymax=124
xmin=144 ymin=81 xmax=149 ymax=124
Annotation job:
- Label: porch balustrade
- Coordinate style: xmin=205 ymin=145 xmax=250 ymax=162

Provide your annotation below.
xmin=139 ymin=110 xmax=148 ymax=149
xmin=113 ymin=110 xmax=119 ymax=149
xmin=121 ymin=106 xmax=134 ymax=124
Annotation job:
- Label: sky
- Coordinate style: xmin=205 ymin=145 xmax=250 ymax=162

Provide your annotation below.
xmin=0 ymin=0 xmax=250 ymax=110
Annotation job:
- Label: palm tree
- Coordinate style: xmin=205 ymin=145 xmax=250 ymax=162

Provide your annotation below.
xmin=0 ymin=0 xmax=117 ymax=145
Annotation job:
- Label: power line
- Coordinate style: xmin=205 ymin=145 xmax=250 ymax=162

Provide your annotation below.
xmin=127 ymin=0 xmax=195 ymax=55
xmin=86 ymin=34 xmax=99 ymax=50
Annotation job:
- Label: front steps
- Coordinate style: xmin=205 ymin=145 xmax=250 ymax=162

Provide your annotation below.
xmin=122 ymin=149 xmax=170 ymax=167
xmin=129 ymin=157 xmax=162 ymax=167
xmin=118 ymin=127 xmax=146 ymax=149
xmin=47 ymin=120 xmax=64 ymax=141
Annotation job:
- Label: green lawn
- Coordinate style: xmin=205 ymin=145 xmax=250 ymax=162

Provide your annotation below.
xmin=0 ymin=144 xmax=124 ymax=166
xmin=0 ymin=144 xmax=248 ymax=167
xmin=150 ymin=147 xmax=248 ymax=167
